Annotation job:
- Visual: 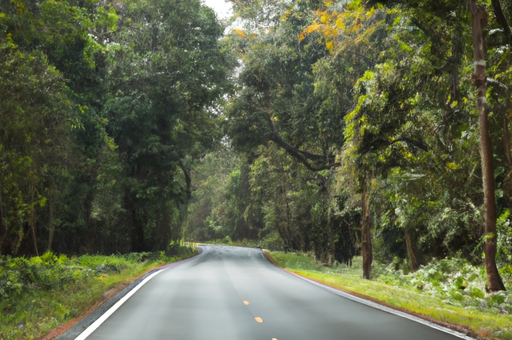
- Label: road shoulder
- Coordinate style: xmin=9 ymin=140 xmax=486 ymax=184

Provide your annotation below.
xmin=262 ymin=250 xmax=477 ymax=340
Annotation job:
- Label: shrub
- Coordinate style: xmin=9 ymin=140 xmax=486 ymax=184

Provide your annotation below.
xmin=376 ymin=257 xmax=512 ymax=313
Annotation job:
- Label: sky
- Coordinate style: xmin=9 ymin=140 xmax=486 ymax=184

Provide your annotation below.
xmin=201 ymin=0 xmax=233 ymax=19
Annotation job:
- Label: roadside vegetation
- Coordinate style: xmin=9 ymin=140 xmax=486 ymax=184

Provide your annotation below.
xmin=269 ymin=251 xmax=512 ymax=340
xmin=201 ymin=234 xmax=285 ymax=251
xmin=183 ymin=0 xmax=512 ymax=299
xmin=0 ymin=248 xmax=196 ymax=340
xmin=2 ymin=0 xmax=512 ymax=338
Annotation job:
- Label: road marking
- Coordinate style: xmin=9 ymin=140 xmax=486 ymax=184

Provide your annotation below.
xmin=243 ymin=300 xmax=250 ymax=305
xmin=272 ymin=338 xmax=278 ymax=340
xmin=74 ymin=270 xmax=163 ymax=340
xmin=254 ymin=317 xmax=263 ymax=323
xmin=282 ymin=271 xmax=477 ymax=340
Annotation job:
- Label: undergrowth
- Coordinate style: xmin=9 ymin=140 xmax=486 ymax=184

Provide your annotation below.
xmin=0 ymin=247 xmax=196 ymax=340
xmin=377 ymin=258 xmax=512 ymax=315
xmin=269 ymin=251 xmax=512 ymax=340
xmin=202 ymin=231 xmax=285 ymax=251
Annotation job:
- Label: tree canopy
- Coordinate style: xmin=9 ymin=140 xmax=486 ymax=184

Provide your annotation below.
xmin=0 ymin=0 xmax=234 ymax=255
xmin=1 ymin=0 xmax=511 ymax=292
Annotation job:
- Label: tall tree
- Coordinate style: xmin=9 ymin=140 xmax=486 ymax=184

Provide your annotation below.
xmin=104 ymin=0 xmax=234 ymax=252
xmin=0 ymin=34 xmax=73 ymax=255
xmin=469 ymin=0 xmax=506 ymax=291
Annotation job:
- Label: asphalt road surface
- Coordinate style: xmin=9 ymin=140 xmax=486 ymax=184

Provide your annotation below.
xmin=77 ymin=246 xmax=470 ymax=340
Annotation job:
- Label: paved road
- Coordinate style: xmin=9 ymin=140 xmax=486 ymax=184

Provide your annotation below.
xmin=78 ymin=246 xmax=469 ymax=340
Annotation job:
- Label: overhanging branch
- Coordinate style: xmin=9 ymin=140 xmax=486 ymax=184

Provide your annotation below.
xmin=491 ymin=0 xmax=512 ymax=43
xmin=261 ymin=110 xmax=339 ymax=171
xmin=389 ymin=137 xmax=430 ymax=152
xmin=270 ymin=132 xmax=340 ymax=171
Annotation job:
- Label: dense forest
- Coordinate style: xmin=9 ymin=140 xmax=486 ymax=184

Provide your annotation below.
xmin=1 ymin=0 xmax=512 ymax=293
xmin=0 ymin=0 xmax=234 ymax=255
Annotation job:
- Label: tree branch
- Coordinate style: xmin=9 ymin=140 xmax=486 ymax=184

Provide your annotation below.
xmin=487 ymin=77 xmax=508 ymax=90
xmin=261 ymin=110 xmax=339 ymax=171
xmin=389 ymin=137 xmax=430 ymax=152
xmin=270 ymin=132 xmax=339 ymax=171
xmin=491 ymin=0 xmax=512 ymax=43
xmin=179 ymin=159 xmax=192 ymax=199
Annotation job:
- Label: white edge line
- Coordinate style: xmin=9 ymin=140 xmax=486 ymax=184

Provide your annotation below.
xmin=260 ymin=250 xmax=476 ymax=340
xmin=74 ymin=270 xmax=163 ymax=340
xmin=296 ymin=275 xmax=476 ymax=340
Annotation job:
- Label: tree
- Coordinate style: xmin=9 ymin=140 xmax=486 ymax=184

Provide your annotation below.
xmin=304 ymin=0 xmax=508 ymax=284
xmin=0 ymin=35 xmax=73 ymax=255
xmin=1 ymin=0 xmax=234 ymax=255
xmin=183 ymin=147 xmax=240 ymax=241
xmin=0 ymin=0 xmax=125 ymax=255
xmin=468 ymin=0 xmax=506 ymax=291
xmin=225 ymin=2 xmax=341 ymax=171
xmin=223 ymin=0 xmax=362 ymax=262
xmin=104 ymin=0 xmax=234 ymax=252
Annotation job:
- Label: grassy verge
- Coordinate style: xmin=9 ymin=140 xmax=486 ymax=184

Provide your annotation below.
xmin=0 ymin=248 xmax=196 ymax=340
xmin=268 ymin=251 xmax=512 ymax=340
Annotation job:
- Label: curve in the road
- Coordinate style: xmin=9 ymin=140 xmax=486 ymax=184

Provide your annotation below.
xmin=60 ymin=246 xmax=477 ymax=340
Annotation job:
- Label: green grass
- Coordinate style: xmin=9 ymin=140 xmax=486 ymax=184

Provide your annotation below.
xmin=268 ymin=251 xmax=512 ymax=340
xmin=0 ymin=248 xmax=196 ymax=340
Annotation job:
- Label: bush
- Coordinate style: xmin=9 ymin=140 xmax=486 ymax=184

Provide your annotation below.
xmin=0 ymin=252 xmax=94 ymax=302
xmin=376 ymin=257 xmax=512 ymax=313
xmin=0 ymin=250 xmax=196 ymax=340
xmin=259 ymin=231 xmax=285 ymax=251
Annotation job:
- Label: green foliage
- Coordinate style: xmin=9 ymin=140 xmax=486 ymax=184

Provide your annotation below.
xmin=270 ymin=251 xmax=327 ymax=272
xmin=100 ymin=0 xmax=234 ymax=252
xmin=497 ymin=209 xmax=512 ymax=263
xmin=2 ymin=0 xmax=512 ymax=333
xmin=377 ymin=257 xmax=512 ymax=314
xmin=183 ymin=147 xmax=244 ymax=241
xmin=269 ymin=251 xmax=367 ymax=277
xmin=0 ymin=31 xmax=73 ymax=255
xmin=0 ymin=0 xmax=234 ymax=256
xmin=271 ymin=251 xmax=512 ymax=339
xmin=0 ymin=251 xmax=194 ymax=340
xmin=259 ymin=231 xmax=285 ymax=251
xmin=223 ymin=235 xmax=233 ymax=245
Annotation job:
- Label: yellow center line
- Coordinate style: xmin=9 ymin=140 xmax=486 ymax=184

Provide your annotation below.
xmin=254 ymin=317 xmax=263 ymax=323
xmin=243 ymin=300 xmax=250 ymax=305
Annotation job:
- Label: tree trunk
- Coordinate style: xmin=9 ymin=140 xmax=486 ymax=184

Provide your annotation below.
xmin=179 ymin=160 xmax=192 ymax=200
xmin=47 ymin=201 xmax=54 ymax=252
xmin=361 ymin=174 xmax=372 ymax=280
xmin=490 ymin=0 xmax=512 ymax=43
xmin=469 ymin=0 xmax=506 ymax=292
xmin=30 ymin=183 xmax=39 ymax=256
xmin=0 ymin=193 xmax=7 ymax=255
xmin=125 ymin=188 xmax=145 ymax=252
xmin=504 ymin=104 xmax=512 ymax=208
xmin=154 ymin=208 xmax=171 ymax=252
xmin=404 ymin=226 xmax=419 ymax=272
xmin=328 ymin=212 xmax=335 ymax=266
xmin=504 ymin=113 xmax=512 ymax=171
